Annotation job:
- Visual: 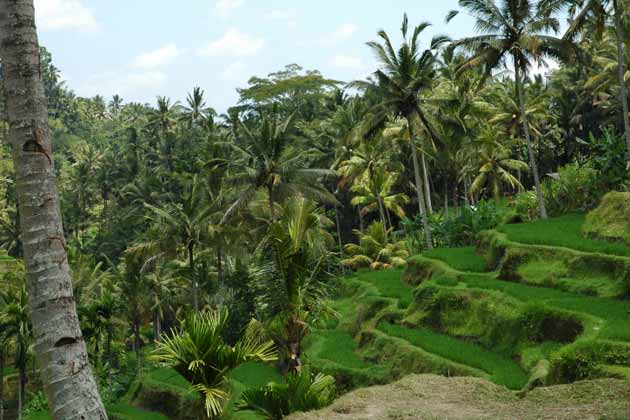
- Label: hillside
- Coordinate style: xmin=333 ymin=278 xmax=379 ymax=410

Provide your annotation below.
xmin=299 ymin=213 xmax=630 ymax=411
xmin=288 ymin=374 xmax=630 ymax=420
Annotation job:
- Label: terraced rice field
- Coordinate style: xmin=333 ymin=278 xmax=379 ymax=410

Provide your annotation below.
xmin=303 ymin=214 xmax=630 ymax=392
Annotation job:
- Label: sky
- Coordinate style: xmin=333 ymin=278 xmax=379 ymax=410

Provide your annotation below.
xmin=35 ymin=0 xmax=478 ymax=113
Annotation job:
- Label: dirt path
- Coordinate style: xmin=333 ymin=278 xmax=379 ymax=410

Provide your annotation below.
xmin=288 ymin=374 xmax=630 ymax=420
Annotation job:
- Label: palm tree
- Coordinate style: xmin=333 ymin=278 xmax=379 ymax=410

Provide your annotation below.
xmin=255 ymin=196 xmax=333 ymax=372
xmin=350 ymin=169 xmax=409 ymax=230
xmin=462 ymin=129 xmax=529 ymax=201
xmin=222 ymin=111 xmax=336 ymax=223
xmin=355 ymin=14 xmax=448 ymax=248
xmin=449 ymin=0 xmax=578 ymax=219
xmin=182 ymin=87 xmax=217 ymax=128
xmin=152 ymin=311 xmax=276 ymax=418
xmin=0 ymin=286 xmax=31 ymax=420
xmin=129 ymin=176 xmax=213 ymax=313
xmin=0 ymin=2 xmax=107 ymax=416
xmin=337 ymin=139 xmax=397 ymax=233
xmin=565 ymin=0 xmax=630 ymax=164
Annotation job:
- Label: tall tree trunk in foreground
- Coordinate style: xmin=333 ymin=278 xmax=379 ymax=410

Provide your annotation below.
xmin=421 ymin=152 xmax=433 ymax=214
xmin=407 ymin=115 xmax=433 ymax=250
xmin=0 ymin=2 xmax=107 ymax=419
xmin=613 ymin=0 xmax=630 ymax=165
xmin=514 ymin=59 xmax=548 ymax=219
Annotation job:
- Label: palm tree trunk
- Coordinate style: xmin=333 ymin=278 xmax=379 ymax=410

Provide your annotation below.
xmin=385 ymin=205 xmax=393 ymax=231
xmin=421 ymin=153 xmax=433 ymax=214
xmin=358 ymin=207 xmax=364 ymax=233
xmin=334 ymin=205 xmax=344 ymax=255
xmin=18 ymin=368 xmax=25 ymax=420
xmin=0 ymin=351 xmax=4 ymax=420
xmin=613 ymin=0 xmax=630 ymax=165
xmin=407 ymin=115 xmax=433 ymax=250
xmin=216 ymin=248 xmax=223 ymax=284
xmin=444 ymin=179 xmax=449 ymax=219
xmin=154 ymin=311 xmax=161 ymax=343
xmin=134 ymin=320 xmax=141 ymax=375
xmin=0 ymin=3 xmax=108 ymax=419
xmin=514 ymin=58 xmax=548 ymax=219
xmin=268 ymin=184 xmax=276 ymax=222
xmin=188 ymin=243 xmax=198 ymax=313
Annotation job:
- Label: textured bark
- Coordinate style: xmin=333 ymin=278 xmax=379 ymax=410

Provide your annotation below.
xmin=514 ymin=59 xmax=548 ymax=219
xmin=407 ymin=115 xmax=433 ymax=250
xmin=613 ymin=0 xmax=630 ymax=165
xmin=0 ymin=1 xmax=107 ymax=419
xmin=420 ymin=152 xmax=433 ymax=214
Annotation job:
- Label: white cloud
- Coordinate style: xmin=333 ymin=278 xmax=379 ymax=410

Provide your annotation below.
xmin=79 ymin=71 xmax=166 ymax=99
xmin=265 ymin=9 xmax=298 ymax=29
xmin=322 ymin=23 xmax=358 ymax=45
xmin=215 ymin=0 xmax=244 ymax=17
xmin=221 ymin=61 xmax=249 ymax=83
xmin=34 ymin=0 xmax=98 ymax=31
xmin=197 ymin=29 xmax=264 ymax=57
xmin=330 ymin=54 xmax=364 ymax=70
xmin=131 ymin=43 xmax=179 ymax=69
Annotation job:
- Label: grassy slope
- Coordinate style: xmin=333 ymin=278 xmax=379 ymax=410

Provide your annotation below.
xmin=499 ymin=213 xmax=630 ymax=256
xmin=378 ymin=321 xmax=528 ymax=389
xmin=423 ymin=247 xmax=488 ymax=272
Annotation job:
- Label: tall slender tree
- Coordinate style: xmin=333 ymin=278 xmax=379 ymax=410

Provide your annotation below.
xmin=449 ymin=0 xmax=577 ymax=219
xmin=355 ymin=14 xmax=448 ymax=248
xmin=0 ymin=1 xmax=107 ymax=418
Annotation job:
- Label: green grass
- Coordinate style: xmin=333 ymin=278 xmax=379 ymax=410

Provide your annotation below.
xmin=434 ymin=273 xmax=630 ymax=341
xmin=499 ymin=213 xmax=630 ymax=257
xmin=423 ymin=247 xmax=489 ymax=272
xmin=305 ymin=330 xmax=372 ymax=369
xmin=24 ymin=404 xmax=169 ymax=420
xmin=378 ymin=321 xmax=529 ymax=390
xmin=108 ymin=403 xmax=170 ymax=420
xmin=351 ymin=269 xmax=413 ymax=308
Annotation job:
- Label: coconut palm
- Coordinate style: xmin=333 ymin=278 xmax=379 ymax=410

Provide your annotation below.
xmin=222 ymin=111 xmax=336 ymax=223
xmin=129 ymin=176 xmax=213 ymax=313
xmin=255 ymin=196 xmax=334 ymax=372
xmin=182 ymin=87 xmax=217 ymax=128
xmin=355 ymin=14 xmax=448 ymax=248
xmin=449 ymin=0 xmax=578 ymax=219
xmin=462 ymin=129 xmax=529 ymax=201
xmin=564 ymin=0 xmax=630 ymax=164
xmin=152 ymin=310 xmax=276 ymax=418
xmin=350 ymin=169 xmax=410 ymax=230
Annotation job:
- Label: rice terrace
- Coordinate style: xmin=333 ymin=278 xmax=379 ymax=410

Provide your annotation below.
xmin=1 ymin=0 xmax=630 ymax=419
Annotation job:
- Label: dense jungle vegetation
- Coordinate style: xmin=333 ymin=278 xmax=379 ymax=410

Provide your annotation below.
xmin=1 ymin=0 xmax=630 ymax=419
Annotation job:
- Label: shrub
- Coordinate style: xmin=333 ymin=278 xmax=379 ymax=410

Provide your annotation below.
xmin=542 ymin=162 xmax=600 ymax=216
xmin=342 ymin=222 xmax=409 ymax=270
xmin=402 ymin=200 xmax=506 ymax=249
xmin=238 ymin=368 xmax=336 ymax=419
xmin=583 ymin=191 xmax=630 ymax=246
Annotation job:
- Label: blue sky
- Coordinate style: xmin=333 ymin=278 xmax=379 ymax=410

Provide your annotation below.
xmin=36 ymin=0 xmax=477 ymax=112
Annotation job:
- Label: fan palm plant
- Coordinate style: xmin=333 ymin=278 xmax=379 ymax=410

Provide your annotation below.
xmin=152 ymin=310 xmax=277 ymax=418
xmin=354 ymin=14 xmax=449 ymax=249
xmin=238 ymin=368 xmax=336 ymax=420
xmin=341 ymin=221 xmax=409 ymax=270
xmin=449 ymin=0 xmax=579 ymax=218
